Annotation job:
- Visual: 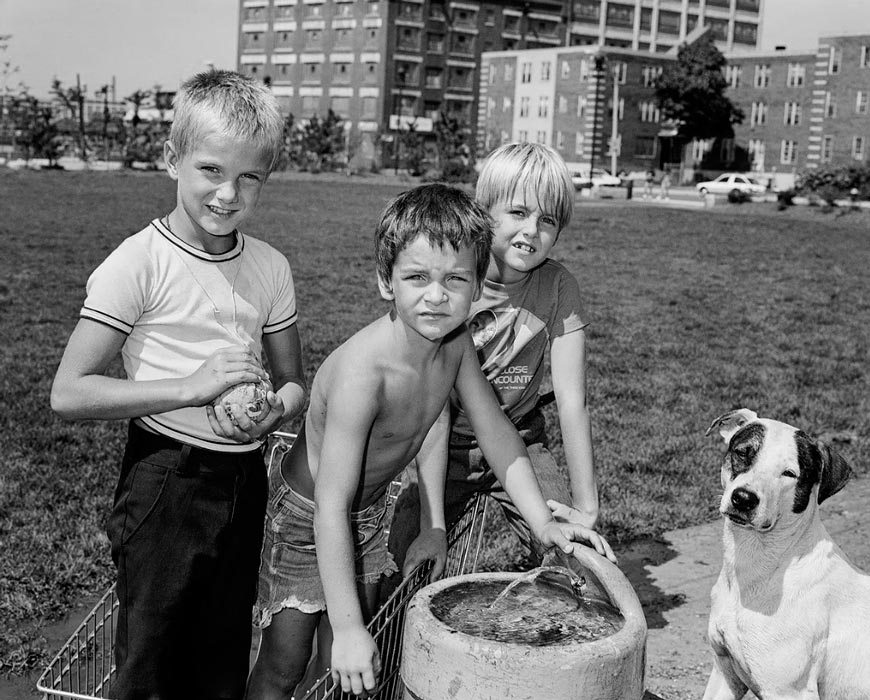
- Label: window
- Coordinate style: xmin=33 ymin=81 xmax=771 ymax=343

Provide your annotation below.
xmin=244 ymin=5 xmax=263 ymax=20
xmin=538 ymin=96 xmax=549 ymax=118
xmin=518 ymin=130 xmax=528 ymax=142
xmin=364 ymin=27 xmax=379 ymax=48
xmin=828 ymin=48 xmax=841 ymax=74
xmin=786 ymin=63 xmax=805 ymax=87
xmin=608 ymin=97 xmax=625 ymax=120
xmin=427 ymin=33 xmax=445 ymax=52
xmin=521 ymin=62 xmax=532 ymax=83
xmin=303 ymin=62 xmax=322 ymax=82
xmin=301 ymin=95 xmax=320 ymax=117
xmin=780 ymin=140 xmax=797 ymax=164
xmin=561 ymin=61 xmax=570 ymax=79
xmin=536 ymin=130 xmax=547 ymax=144
xmin=334 ymin=28 xmax=352 ymax=47
xmin=640 ymin=8 xmax=652 ymax=30
xmin=861 ymin=45 xmax=870 ymax=68
xmin=576 ymin=1 xmax=600 ymax=23
xmin=639 ymin=101 xmax=660 ymax=123
xmin=577 ymin=96 xmax=587 ymax=118
xmin=366 ymin=1 xmax=380 ymax=17
xmin=720 ymin=139 xmax=735 ymax=163
xmin=485 ymin=8 xmax=495 ymax=25
xmin=243 ymin=32 xmax=264 ymax=50
xmin=821 ymin=136 xmax=833 ymax=163
xmin=398 ymin=2 xmax=422 ymax=21
xmin=486 ymin=98 xmax=495 ymax=118
xmin=614 ymin=61 xmax=627 ymax=84
xmin=725 ymin=65 xmax=741 ymax=89
xmin=754 ymin=64 xmax=770 ymax=88
xmin=642 ymin=65 xmax=661 ymax=87
xmin=556 ymin=131 xmax=564 ymax=150
xmin=398 ymin=26 xmax=421 ymax=51
xmin=606 ymin=3 xmax=634 ymax=28
xmin=825 ymin=92 xmax=837 ymax=118
xmin=304 ymin=29 xmax=322 ymax=48
xmin=575 ymin=132 xmax=585 ymax=156
xmin=658 ymin=11 xmax=680 ymax=34
xmin=503 ymin=96 xmax=512 ymax=112
xmin=853 ymin=136 xmax=866 ymax=160
xmin=363 ymin=62 xmax=378 ymax=84
xmin=733 ymin=22 xmax=757 ymax=45
xmin=559 ymin=95 xmax=568 ymax=114
xmin=425 ymin=68 xmax=442 ymax=89
xmin=275 ymin=4 xmax=294 ymax=18
xmin=579 ymin=59 xmax=589 ymax=81
xmin=361 ymin=96 xmax=377 ymax=119
xmin=332 ymin=63 xmax=351 ymax=83
xmin=447 ymin=66 xmax=472 ymax=90
xmin=856 ymin=91 xmax=869 ymax=114
xmin=330 ymin=96 xmax=350 ymax=117
xmin=783 ymin=102 xmax=801 ymax=126
xmin=748 ymin=139 xmax=765 ymax=169
xmin=304 ymin=3 xmax=323 ymax=18
xmin=449 ymin=32 xmax=474 ymax=55
xmin=749 ymin=101 xmax=767 ymax=126
xmin=505 ymin=63 xmax=514 ymax=81
xmin=541 ymin=62 xmax=551 ymax=81
xmin=336 ymin=3 xmax=354 ymax=17
xmin=519 ymin=96 xmax=530 ymax=117
xmin=635 ymin=136 xmax=656 ymax=157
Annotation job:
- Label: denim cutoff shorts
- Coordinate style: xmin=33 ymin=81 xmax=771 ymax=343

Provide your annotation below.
xmin=253 ymin=461 xmax=398 ymax=628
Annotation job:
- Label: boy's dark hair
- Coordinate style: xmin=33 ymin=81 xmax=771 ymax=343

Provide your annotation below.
xmin=375 ymin=184 xmax=492 ymax=285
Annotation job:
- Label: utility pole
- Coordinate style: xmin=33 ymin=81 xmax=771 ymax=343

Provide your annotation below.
xmin=610 ymin=66 xmax=619 ymax=176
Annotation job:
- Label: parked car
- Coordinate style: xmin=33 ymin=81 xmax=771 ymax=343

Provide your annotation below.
xmin=572 ymin=168 xmax=622 ymax=189
xmin=696 ymin=173 xmax=767 ymax=198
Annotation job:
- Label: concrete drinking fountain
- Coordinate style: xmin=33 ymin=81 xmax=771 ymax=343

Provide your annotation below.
xmin=401 ymin=546 xmax=647 ymax=699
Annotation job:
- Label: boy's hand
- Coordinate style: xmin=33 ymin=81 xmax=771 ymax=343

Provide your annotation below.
xmin=547 ymin=499 xmax=599 ymax=530
xmin=187 ymin=345 xmax=268 ymax=406
xmin=537 ymin=519 xmax=617 ymax=564
xmin=207 ymin=388 xmax=284 ymax=443
xmin=403 ymin=527 xmax=447 ymax=580
xmin=330 ymin=625 xmax=381 ymax=697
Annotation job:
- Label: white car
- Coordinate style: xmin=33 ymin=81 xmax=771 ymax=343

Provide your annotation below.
xmin=696 ymin=173 xmax=766 ymax=197
xmin=572 ymin=168 xmax=622 ymax=189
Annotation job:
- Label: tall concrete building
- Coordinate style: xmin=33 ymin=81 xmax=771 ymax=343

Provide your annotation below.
xmin=237 ymin=1 xmax=763 ymax=166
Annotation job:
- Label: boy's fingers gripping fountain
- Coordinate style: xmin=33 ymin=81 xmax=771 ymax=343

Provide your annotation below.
xmin=401 ymin=547 xmax=647 ymax=700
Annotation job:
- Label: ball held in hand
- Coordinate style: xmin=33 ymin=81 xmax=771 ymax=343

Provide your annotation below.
xmin=212 ymin=381 xmax=270 ymax=425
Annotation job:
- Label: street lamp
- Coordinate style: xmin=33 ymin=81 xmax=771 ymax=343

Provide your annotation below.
xmin=394 ymin=68 xmax=406 ymax=175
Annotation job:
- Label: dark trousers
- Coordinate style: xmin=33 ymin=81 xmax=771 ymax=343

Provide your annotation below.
xmin=107 ymin=421 xmax=268 ymax=700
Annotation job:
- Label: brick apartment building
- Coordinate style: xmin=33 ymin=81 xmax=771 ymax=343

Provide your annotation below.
xmin=479 ymin=32 xmax=870 ymax=180
xmin=236 ymin=0 xmax=762 ymax=165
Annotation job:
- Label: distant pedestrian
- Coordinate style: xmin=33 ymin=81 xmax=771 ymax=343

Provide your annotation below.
xmin=659 ymin=168 xmax=672 ymax=200
xmin=643 ymin=168 xmax=655 ymax=199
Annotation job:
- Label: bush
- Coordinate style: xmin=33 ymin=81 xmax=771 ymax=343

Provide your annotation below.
xmin=777 ymin=189 xmax=795 ymax=210
xmin=727 ymin=189 xmax=748 ymax=204
xmin=796 ymin=164 xmax=870 ymax=202
xmin=439 ymin=159 xmax=477 ymax=184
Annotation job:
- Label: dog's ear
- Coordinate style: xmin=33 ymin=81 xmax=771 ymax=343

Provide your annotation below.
xmin=705 ymin=409 xmax=758 ymax=443
xmin=816 ymin=441 xmax=854 ymax=504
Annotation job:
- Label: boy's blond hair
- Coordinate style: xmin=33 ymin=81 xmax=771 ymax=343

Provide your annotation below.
xmin=169 ymin=70 xmax=284 ymax=171
xmin=476 ymin=142 xmax=574 ymax=230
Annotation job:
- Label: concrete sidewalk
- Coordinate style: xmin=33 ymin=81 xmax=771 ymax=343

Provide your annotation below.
xmin=617 ymin=475 xmax=870 ymax=700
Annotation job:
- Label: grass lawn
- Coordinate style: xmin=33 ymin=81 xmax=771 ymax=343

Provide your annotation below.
xmin=1 ymin=168 xmax=868 ymax=679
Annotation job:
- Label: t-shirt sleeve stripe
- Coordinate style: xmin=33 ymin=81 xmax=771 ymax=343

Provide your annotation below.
xmin=263 ymin=310 xmax=298 ymax=335
xmin=80 ymin=306 xmax=134 ymax=335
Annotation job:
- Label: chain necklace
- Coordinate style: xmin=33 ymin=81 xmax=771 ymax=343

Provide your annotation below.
xmin=161 ymin=216 xmax=247 ymax=346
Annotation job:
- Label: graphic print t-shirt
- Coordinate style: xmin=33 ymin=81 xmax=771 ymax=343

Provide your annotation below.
xmin=451 ymin=259 xmax=587 ymax=439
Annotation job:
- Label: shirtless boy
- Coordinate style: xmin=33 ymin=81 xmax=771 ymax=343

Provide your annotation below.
xmin=246 ymin=184 xmax=611 ymax=699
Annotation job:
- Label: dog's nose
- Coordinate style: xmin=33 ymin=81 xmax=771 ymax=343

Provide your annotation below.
xmin=731 ymin=487 xmax=759 ymax=513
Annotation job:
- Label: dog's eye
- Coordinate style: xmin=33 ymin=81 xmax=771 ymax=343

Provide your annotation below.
xmin=782 ymin=469 xmax=798 ymax=479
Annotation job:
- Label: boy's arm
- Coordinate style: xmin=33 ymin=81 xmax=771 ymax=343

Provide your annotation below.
xmin=549 ymin=329 xmax=600 ymax=528
xmin=208 ymin=324 xmax=307 ymax=442
xmin=51 ymin=318 xmax=266 ymax=420
xmin=403 ymin=402 xmax=449 ymax=578
xmin=454 ymin=332 xmax=616 ymax=562
xmin=313 ymin=371 xmax=381 ymax=696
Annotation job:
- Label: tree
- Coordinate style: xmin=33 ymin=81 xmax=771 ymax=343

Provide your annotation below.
xmin=9 ymin=89 xmax=61 ymax=165
xmin=51 ymin=77 xmax=89 ymax=160
xmin=433 ymin=111 xmax=475 ymax=182
xmin=655 ymin=33 xmax=744 ymax=141
xmin=299 ymin=110 xmax=346 ymax=172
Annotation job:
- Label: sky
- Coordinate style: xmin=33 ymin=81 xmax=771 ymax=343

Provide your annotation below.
xmin=3 ymin=0 xmax=870 ymax=100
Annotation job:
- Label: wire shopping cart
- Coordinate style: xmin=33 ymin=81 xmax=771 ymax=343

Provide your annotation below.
xmin=37 ymin=431 xmax=492 ymax=700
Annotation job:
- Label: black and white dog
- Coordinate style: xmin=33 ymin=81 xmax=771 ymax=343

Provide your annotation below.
xmin=702 ymin=408 xmax=870 ymax=700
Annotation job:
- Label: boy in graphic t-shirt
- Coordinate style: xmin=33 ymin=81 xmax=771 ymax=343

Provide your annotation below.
xmin=391 ymin=142 xmax=610 ymax=580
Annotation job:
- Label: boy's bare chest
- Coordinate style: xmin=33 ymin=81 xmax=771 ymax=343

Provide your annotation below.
xmin=377 ymin=368 xmax=451 ymax=440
